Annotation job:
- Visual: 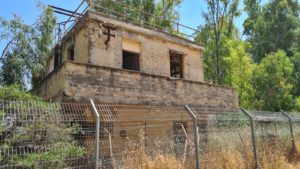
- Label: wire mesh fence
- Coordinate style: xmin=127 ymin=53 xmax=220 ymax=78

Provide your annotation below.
xmin=1 ymin=100 xmax=300 ymax=169
xmin=189 ymin=107 xmax=255 ymax=169
xmin=0 ymin=101 xmax=96 ymax=169
xmin=94 ymin=104 xmax=195 ymax=169
xmin=251 ymin=111 xmax=292 ymax=168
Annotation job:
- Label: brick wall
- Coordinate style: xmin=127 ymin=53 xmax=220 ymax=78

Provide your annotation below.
xmin=63 ymin=62 xmax=238 ymax=108
xmin=50 ymin=12 xmax=205 ymax=83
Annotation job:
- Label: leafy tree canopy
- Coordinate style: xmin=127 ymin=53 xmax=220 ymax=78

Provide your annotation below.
xmin=89 ymin=0 xmax=182 ymax=32
xmin=252 ymin=50 xmax=294 ymax=111
xmin=243 ymin=0 xmax=300 ymax=62
xmin=0 ymin=7 xmax=56 ymax=89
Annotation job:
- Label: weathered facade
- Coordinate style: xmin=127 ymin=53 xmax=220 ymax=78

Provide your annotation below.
xmin=32 ymin=10 xmax=238 ymax=109
xmin=31 ymin=9 xmax=239 ymax=166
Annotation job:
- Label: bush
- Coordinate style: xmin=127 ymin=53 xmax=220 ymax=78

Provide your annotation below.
xmin=295 ymin=97 xmax=300 ymax=112
xmin=0 ymin=84 xmax=42 ymax=101
xmin=0 ymin=85 xmax=86 ymax=168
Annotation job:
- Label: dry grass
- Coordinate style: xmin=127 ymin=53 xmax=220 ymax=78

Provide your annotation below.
xmin=107 ymin=130 xmax=300 ymax=169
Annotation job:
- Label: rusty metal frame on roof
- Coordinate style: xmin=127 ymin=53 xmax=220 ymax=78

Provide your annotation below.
xmin=48 ymin=0 xmax=200 ymax=47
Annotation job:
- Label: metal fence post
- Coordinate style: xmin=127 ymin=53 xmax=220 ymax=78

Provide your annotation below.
xmin=184 ymin=105 xmax=200 ymax=169
xmin=281 ymin=110 xmax=297 ymax=153
xmin=241 ymin=108 xmax=259 ymax=169
xmin=90 ymin=99 xmax=100 ymax=169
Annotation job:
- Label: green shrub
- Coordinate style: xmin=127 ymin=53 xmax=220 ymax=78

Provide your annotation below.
xmin=0 ymin=84 xmax=42 ymax=101
xmin=295 ymin=97 xmax=300 ymax=112
xmin=0 ymin=85 xmax=86 ymax=168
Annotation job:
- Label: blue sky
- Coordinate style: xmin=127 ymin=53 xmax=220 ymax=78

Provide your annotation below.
xmin=0 ymin=0 xmax=248 ymax=52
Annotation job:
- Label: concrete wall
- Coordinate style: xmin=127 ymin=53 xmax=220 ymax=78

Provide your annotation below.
xmin=62 ymin=62 xmax=238 ymax=108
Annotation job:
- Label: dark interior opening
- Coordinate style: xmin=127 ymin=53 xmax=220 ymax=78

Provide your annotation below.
xmin=122 ymin=50 xmax=140 ymax=71
xmin=170 ymin=51 xmax=183 ymax=78
xmin=67 ymin=45 xmax=75 ymax=61
xmin=54 ymin=45 xmax=62 ymax=69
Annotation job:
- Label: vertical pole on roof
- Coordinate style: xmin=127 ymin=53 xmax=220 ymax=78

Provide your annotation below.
xmin=90 ymin=99 xmax=100 ymax=169
xmin=241 ymin=108 xmax=260 ymax=169
xmin=281 ymin=110 xmax=297 ymax=154
xmin=184 ymin=105 xmax=200 ymax=169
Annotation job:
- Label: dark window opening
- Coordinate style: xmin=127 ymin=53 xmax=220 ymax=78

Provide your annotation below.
xmin=170 ymin=51 xmax=183 ymax=78
xmin=100 ymin=122 xmax=114 ymax=138
xmin=54 ymin=44 xmax=62 ymax=69
xmin=67 ymin=45 xmax=75 ymax=61
xmin=122 ymin=50 xmax=140 ymax=71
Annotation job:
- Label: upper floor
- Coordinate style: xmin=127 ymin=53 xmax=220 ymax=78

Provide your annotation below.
xmin=45 ymin=10 xmax=205 ymax=82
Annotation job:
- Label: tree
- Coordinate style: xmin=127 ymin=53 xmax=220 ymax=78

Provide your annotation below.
xmin=222 ymin=39 xmax=255 ymax=109
xmin=252 ymin=50 xmax=294 ymax=111
xmin=198 ymin=0 xmax=240 ymax=84
xmin=290 ymin=52 xmax=300 ymax=96
xmin=90 ymin=0 xmax=182 ymax=32
xmin=0 ymin=7 xmax=56 ymax=89
xmin=243 ymin=0 xmax=300 ymax=62
xmin=0 ymin=16 xmax=36 ymax=88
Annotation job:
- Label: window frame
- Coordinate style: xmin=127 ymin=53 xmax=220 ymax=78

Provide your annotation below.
xmin=67 ymin=44 xmax=75 ymax=61
xmin=170 ymin=50 xmax=184 ymax=78
xmin=122 ymin=50 xmax=140 ymax=71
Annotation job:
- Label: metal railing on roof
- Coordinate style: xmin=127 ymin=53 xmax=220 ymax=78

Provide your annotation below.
xmin=49 ymin=0 xmax=199 ymax=47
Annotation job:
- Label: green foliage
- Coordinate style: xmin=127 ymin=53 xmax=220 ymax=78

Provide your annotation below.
xmin=91 ymin=0 xmax=181 ymax=32
xmin=197 ymin=0 xmax=241 ymax=84
xmin=0 ymin=110 xmax=4 ymax=133
xmin=33 ymin=7 xmax=56 ymax=78
xmin=252 ymin=50 xmax=294 ymax=111
xmin=0 ymin=7 xmax=56 ymax=89
xmin=0 ymin=84 xmax=42 ymax=101
xmin=196 ymin=0 xmax=255 ymax=109
xmin=0 ymin=85 xmax=86 ymax=168
xmin=12 ymin=143 xmax=85 ymax=169
xmin=199 ymin=0 xmax=300 ymax=111
xmin=295 ymin=96 xmax=300 ymax=112
xmin=243 ymin=0 xmax=300 ymax=62
xmin=290 ymin=52 xmax=300 ymax=96
xmin=222 ymin=39 xmax=255 ymax=109
xmin=0 ymin=15 xmax=36 ymax=88
xmin=196 ymin=24 xmax=223 ymax=83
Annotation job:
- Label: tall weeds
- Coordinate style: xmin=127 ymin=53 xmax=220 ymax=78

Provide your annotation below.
xmin=105 ymin=130 xmax=300 ymax=169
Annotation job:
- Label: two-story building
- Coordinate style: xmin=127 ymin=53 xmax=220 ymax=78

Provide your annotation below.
xmin=30 ymin=8 xmax=240 ymax=167
xmin=32 ymin=10 xmax=238 ymax=109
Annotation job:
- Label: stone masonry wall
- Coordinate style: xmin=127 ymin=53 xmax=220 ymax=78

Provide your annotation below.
xmin=63 ymin=62 xmax=238 ymax=108
xmin=32 ymin=64 xmax=66 ymax=101
xmin=45 ymin=12 xmax=204 ymax=82
xmin=84 ymin=14 xmax=204 ymax=82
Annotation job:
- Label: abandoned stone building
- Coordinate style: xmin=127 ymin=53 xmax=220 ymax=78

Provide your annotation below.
xmin=32 ymin=10 xmax=238 ymax=109
xmin=31 ymin=8 xmax=239 ymax=165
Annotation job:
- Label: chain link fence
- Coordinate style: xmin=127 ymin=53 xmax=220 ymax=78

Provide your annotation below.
xmin=0 ymin=100 xmax=300 ymax=169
